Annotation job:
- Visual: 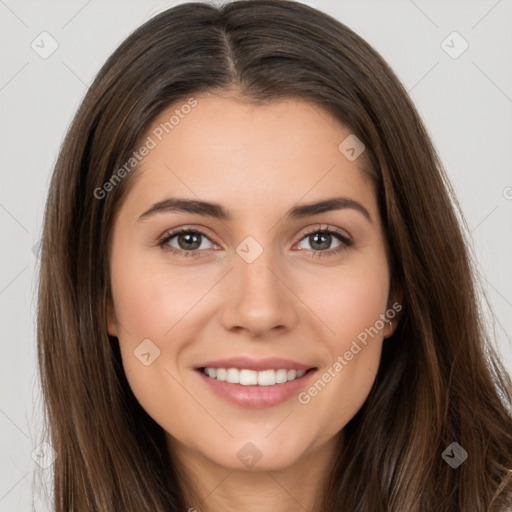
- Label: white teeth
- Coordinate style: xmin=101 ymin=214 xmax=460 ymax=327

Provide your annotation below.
xmin=239 ymin=369 xmax=258 ymax=385
xmin=202 ymin=367 xmax=310 ymax=385
xmin=275 ymin=369 xmax=288 ymax=384
xmin=257 ymin=370 xmax=275 ymax=386
xmin=225 ymin=368 xmax=239 ymax=384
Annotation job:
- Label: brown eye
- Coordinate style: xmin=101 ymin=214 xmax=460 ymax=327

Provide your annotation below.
xmin=175 ymin=231 xmax=202 ymax=251
xmin=296 ymin=226 xmax=352 ymax=258
xmin=305 ymin=232 xmax=337 ymax=251
xmin=158 ymin=229 xmax=216 ymax=256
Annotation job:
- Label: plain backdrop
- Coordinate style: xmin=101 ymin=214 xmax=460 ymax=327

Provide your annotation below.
xmin=1 ymin=0 xmax=511 ymax=510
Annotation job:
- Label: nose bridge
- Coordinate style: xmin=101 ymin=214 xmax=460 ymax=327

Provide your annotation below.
xmin=219 ymin=237 xmax=298 ymax=335
xmin=233 ymin=231 xmax=280 ymax=284
xmin=235 ymin=239 xmax=284 ymax=304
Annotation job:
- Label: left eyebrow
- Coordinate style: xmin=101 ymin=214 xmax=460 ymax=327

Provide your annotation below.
xmin=286 ymin=196 xmax=372 ymax=224
xmin=138 ymin=195 xmax=372 ymax=224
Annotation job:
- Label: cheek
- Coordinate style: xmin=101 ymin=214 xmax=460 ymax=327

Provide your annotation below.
xmin=110 ymin=246 xmax=209 ymax=338
xmin=293 ymin=260 xmax=389 ymax=431
xmin=298 ymin=255 xmax=390 ymax=346
xmin=332 ymin=273 xmax=389 ymax=344
xmin=109 ymin=259 xmax=194 ymax=434
xmin=109 ymin=248 xmax=219 ymax=418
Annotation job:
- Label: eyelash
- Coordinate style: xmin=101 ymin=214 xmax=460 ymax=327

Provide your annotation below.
xmin=157 ymin=224 xmax=353 ymax=259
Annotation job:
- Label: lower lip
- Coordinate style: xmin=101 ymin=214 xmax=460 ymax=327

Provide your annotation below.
xmin=196 ymin=369 xmax=317 ymax=409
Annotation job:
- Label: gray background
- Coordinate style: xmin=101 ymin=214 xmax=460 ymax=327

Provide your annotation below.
xmin=1 ymin=0 xmax=511 ymax=510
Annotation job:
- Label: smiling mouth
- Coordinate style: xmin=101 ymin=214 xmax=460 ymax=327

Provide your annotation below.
xmin=199 ymin=367 xmax=316 ymax=386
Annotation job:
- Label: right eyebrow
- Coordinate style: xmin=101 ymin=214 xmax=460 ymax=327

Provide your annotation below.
xmin=139 ymin=197 xmax=231 ymax=221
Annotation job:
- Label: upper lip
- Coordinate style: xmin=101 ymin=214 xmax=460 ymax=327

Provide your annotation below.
xmin=196 ymin=357 xmax=316 ymax=372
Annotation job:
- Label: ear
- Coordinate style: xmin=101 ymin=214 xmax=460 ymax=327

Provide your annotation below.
xmin=106 ymin=298 xmax=118 ymax=337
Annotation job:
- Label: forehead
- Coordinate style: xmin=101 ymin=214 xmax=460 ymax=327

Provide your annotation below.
xmin=122 ymin=94 xmax=377 ymax=219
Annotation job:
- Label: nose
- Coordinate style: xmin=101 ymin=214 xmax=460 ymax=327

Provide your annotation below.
xmin=218 ymin=246 xmax=299 ymax=338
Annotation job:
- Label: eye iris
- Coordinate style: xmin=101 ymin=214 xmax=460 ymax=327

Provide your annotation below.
xmin=310 ymin=232 xmax=331 ymax=250
xmin=178 ymin=232 xmax=201 ymax=250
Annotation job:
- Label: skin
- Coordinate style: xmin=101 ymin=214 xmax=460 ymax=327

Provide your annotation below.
xmin=107 ymin=91 xmax=397 ymax=512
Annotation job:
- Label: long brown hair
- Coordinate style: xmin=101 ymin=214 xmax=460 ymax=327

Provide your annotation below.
xmin=36 ymin=1 xmax=512 ymax=510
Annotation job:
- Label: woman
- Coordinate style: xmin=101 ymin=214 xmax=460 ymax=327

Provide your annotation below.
xmin=36 ymin=1 xmax=512 ymax=510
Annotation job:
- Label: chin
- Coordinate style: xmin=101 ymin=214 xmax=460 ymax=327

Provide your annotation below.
xmin=202 ymin=435 xmax=313 ymax=472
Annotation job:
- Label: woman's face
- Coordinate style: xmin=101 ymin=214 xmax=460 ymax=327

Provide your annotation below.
xmin=107 ymin=93 xmax=394 ymax=471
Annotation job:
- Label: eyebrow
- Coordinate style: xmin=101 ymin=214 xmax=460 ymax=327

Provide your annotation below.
xmin=138 ymin=196 xmax=372 ymax=224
